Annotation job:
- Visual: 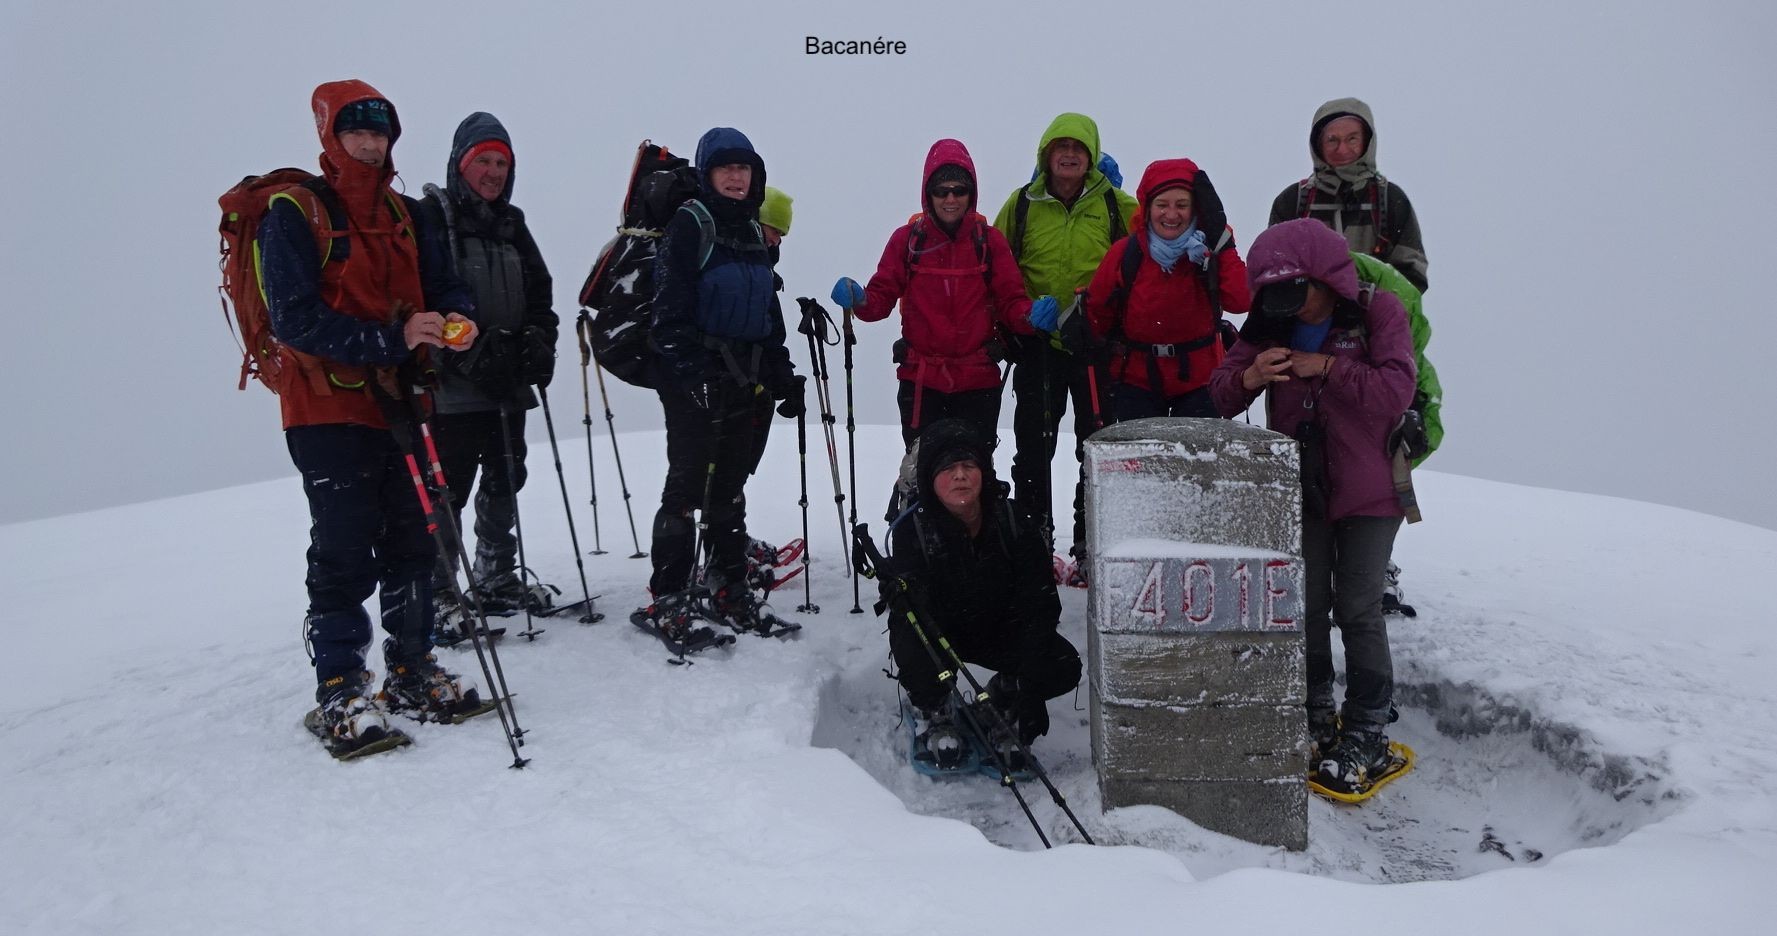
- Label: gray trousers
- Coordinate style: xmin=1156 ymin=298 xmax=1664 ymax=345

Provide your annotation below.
xmin=1302 ymin=514 xmax=1402 ymax=733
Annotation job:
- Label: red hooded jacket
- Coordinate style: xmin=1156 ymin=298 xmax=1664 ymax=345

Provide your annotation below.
xmin=263 ymin=80 xmax=428 ymax=429
xmin=1086 ymin=158 xmax=1250 ymax=398
xmin=857 ymin=139 xmax=1033 ymax=394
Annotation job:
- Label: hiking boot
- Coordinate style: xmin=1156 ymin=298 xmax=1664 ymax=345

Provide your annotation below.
xmin=379 ymin=655 xmax=483 ymax=722
xmin=711 ymin=584 xmax=786 ymax=634
xmin=1314 ymin=728 xmax=1393 ymax=795
xmin=1307 ymin=708 xmax=1340 ymax=763
xmin=473 ymin=573 xmax=557 ymax=615
xmin=314 ymin=671 xmax=390 ymax=747
xmin=916 ymin=705 xmax=968 ymax=770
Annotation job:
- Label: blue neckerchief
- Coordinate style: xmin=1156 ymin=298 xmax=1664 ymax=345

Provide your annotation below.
xmin=1147 ymin=221 xmax=1207 ymax=274
xmin=1291 ymin=319 xmax=1334 ymax=353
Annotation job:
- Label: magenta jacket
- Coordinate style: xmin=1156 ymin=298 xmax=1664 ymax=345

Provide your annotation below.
xmin=1210 ymin=219 xmax=1416 ymax=519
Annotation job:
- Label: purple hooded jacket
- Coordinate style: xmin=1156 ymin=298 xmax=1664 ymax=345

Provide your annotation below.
xmin=1209 ymin=219 xmax=1416 ymax=520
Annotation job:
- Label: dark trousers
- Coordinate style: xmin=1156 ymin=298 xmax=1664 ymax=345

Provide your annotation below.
xmin=1009 ymin=342 xmax=1105 ymax=552
xmin=1106 ymin=383 xmax=1218 ymax=421
xmin=430 ymin=407 xmax=527 ymax=587
xmin=1302 ymin=514 xmax=1402 ymax=733
xmin=890 ymin=611 xmax=1081 ymax=740
xmin=286 ymin=424 xmax=436 ymax=687
xmin=895 ymin=380 xmax=1002 ymax=450
xmin=650 ymin=384 xmax=763 ymax=596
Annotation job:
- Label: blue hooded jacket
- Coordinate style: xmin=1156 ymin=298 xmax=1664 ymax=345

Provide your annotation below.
xmin=650 ymin=127 xmax=789 ymax=392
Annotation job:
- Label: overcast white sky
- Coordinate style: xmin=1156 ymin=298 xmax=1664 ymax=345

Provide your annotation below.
xmin=3 ymin=0 xmax=1772 ymax=530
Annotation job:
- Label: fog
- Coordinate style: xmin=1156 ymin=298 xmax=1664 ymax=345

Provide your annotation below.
xmin=4 ymin=0 xmax=1771 ymax=530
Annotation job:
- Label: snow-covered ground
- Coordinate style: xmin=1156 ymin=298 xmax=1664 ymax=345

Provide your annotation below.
xmin=3 ymin=425 xmax=1773 ymax=934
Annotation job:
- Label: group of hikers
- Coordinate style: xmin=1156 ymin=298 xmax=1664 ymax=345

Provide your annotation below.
xmin=241 ymin=78 xmax=1436 ymax=795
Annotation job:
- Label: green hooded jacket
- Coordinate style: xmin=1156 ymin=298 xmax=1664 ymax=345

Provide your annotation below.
xmin=1353 ymin=252 xmax=1443 ymax=463
xmin=991 ymin=113 xmax=1138 ymax=302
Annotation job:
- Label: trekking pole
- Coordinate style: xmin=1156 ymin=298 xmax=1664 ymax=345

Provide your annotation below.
xmin=852 ymin=525 xmax=1073 ymax=846
xmin=535 ymin=386 xmax=603 ymax=623
xmin=842 ymin=305 xmax=863 ymax=615
xmin=494 ymin=401 xmax=543 ymax=641
xmin=594 ymin=351 xmax=648 ymax=558
xmin=795 ymin=298 xmax=850 ymax=576
xmin=380 ymin=392 xmax=528 ymax=768
xmin=793 ymin=403 xmax=817 ymax=614
xmin=572 ymin=311 xmax=607 ymax=555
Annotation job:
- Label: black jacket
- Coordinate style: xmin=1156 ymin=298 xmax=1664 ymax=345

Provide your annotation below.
xmin=419 ymin=112 xmax=558 ymax=415
xmin=889 ymin=490 xmax=1062 ymax=666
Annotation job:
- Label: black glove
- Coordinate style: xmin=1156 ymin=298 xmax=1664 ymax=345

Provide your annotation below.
xmin=1054 ymin=295 xmax=1095 ymax=354
xmin=775 ymin=375 xmax=806 ymax=418
xmin=1192 ymin=168 xmax=1228 ymax=256
xmin=463 ymin=328 xmax=521 ymax=399
xmin=520 ymin=326 xmax=555 ymax=389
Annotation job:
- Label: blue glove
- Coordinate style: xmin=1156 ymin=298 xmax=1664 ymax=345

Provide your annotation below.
xmin=830 ymin=277 xmax=865 ymax=311
xmin=1027 ymin=295 xmax=1060 ymax=333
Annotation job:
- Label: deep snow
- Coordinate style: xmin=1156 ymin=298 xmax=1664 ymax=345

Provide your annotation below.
xmin=3 ymin=423 xmax=1774 ymax=934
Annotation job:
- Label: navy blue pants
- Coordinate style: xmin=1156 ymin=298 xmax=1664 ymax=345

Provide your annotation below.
xmin=286 ymin=425 xmax=436 ymax=689
xmin=650 ymin=384 xmax=764 ymax=596
xmin=430 ymin=407 xmax=527 ymax=586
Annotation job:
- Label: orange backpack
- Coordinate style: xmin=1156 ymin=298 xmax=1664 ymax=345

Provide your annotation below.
xmin=216 ymin=169 xmax=340 ymax=392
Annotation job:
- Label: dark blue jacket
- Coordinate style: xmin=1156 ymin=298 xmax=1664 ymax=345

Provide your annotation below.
xmin=650 ymin=127 xmax=792 ymax=394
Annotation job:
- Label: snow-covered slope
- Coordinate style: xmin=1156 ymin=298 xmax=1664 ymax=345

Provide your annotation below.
xmin=3 ymin=426 xmax=1772 ymax=934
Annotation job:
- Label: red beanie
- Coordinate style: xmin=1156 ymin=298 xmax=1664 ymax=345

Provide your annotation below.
xmin=458 ymin=140 xmax=513 ymax=175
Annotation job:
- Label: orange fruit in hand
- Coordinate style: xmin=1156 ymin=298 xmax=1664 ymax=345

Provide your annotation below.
xmin=442 ymin=320 xmax=470 ymax=346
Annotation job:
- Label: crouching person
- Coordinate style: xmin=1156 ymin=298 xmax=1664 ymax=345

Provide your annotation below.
xmin=887 ymin=419 xmax=1082 ymax=769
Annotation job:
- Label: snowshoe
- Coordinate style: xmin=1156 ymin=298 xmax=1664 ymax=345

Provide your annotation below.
xmin=632 ymin=589 xmax=736 ymax=661
xmin=1309 ymin=730 xmax=1415 ymax=803
xmin=711 ymin=584 xmax=803 ymax=639
xmin=981 ymin=730 xmax=1033 ymax=781
xmin=744 ymin=538 xmax=807 ymax=597
xmin=906 ymin=700 xmax=977 ymax=776
xmin=378 ymin=655 xmax=496 ymax=724
xmin=306 ymin=673 xmax=410 ymax=760
xmin=474 ymin=574 xmax=560 ymax=616
xmin=433 ymin=599 xmax=507 ymax=648
xmin=1381 ymin=562 xmax=1417 ymax=617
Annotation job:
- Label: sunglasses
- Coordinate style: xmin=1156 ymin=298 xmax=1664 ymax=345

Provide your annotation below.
xmin=929 ymin=185 xmax=972 ymax=199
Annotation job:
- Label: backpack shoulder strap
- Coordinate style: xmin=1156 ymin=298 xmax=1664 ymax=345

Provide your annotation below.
xmin=905 ymin=216 xmax=928 ymax=274
xmin=1104 ymin=188 xmax=1127 ymax=242
xmin=974 ymin=220 xmax=992 ymax=287
xmin=419 ymin=183 xmax=459 ymax=259
xmin=1114 ymin=233 xmax=1143 ymax=309
xmin=268 ymin=179 xmax=345 ymax=265
xmin=1011 ymin=190 xmax=1030 ymax=263
xmin=679 ymin=199 xmax=717 ymax=270
xmin=911 ymin=508 xmax=947 ymax=567
xmin=1296 ymin=178 xmax=1314 ymax=218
